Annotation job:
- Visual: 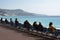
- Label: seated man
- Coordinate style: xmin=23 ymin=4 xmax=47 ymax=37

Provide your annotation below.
xmin=23 ymin=20 xmax=31 ymax=31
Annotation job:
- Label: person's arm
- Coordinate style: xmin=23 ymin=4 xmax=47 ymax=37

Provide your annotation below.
xmin=52 ymin=26 xmax=56 ymax=30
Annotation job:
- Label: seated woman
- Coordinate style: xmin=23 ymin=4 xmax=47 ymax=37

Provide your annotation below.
xmin=48 ymin=22 xmax=56 ymax=34
xmin=33 ymin=21 xmax=38 ymax=32
xmin=38 ymin=22 xmax=44 ymax=32
xmin=23 ymin=20 xmax=31 ymax=31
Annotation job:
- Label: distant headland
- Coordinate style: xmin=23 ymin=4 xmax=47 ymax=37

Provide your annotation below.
xmin=0 ymin=8 xmax=47 ymax=16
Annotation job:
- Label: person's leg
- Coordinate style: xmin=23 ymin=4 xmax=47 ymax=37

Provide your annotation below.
xmin=54 ymin=31 xmax=58 ymax=36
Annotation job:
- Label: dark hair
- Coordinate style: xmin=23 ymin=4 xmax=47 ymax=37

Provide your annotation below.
xmin=10 ymin=18 xmax=12 ymax=20
xmin=33 ymin=21 xmax=37 ymax=27
xmin=0 ymin=18 xmax=3 ymax=23
xmin=49 ymin=22 xmax=53 ymax=26
xmin=33 ymin=21 xmax=36 ymax=25
xmin=39 ymin=22 xmax=41 ymax=25
xmin=25 ymin=20 xmax=28 ymax=22
xmin=15 ymin=18 xmax=17 ymax=20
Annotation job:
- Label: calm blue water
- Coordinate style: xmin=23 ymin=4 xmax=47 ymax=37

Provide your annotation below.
xmin=0 ymin=16 xmax=60 ymax=29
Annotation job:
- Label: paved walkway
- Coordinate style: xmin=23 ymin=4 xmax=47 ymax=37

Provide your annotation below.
xmin=0 ymin=26 xmax=40 ymax=40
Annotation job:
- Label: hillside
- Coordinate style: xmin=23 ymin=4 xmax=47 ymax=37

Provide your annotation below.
xmin=0 ymin=9 xmax=46 ymax=16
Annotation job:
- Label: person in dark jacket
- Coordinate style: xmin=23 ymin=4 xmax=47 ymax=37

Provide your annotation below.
xmin=33 ymin=21 xmax=38 ymax=31
xmin=24 ymin=20 xmax=31 ymax=31
xmin=5 ymin=18 xmax=9 ymax=24
xmin=0 ymin=18 xmax=3 ymax=23
xmin=38 ymin=22 xmax=44 ymax=32
xmin=15 ymin=18 xmax=19 ymax=27
xmin=10 ymin=18 xmax=13 ymax=26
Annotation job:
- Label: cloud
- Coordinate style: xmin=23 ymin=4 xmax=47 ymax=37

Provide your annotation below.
xmin=22 ymin=0 xmax=60 ymax=16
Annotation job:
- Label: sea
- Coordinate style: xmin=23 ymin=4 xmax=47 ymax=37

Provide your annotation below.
xmin=0 ymin=16 xmax=60 ymax=29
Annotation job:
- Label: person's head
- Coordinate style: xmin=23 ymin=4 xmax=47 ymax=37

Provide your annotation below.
xmin=33 ymin=21 xmax=37 ymax=26
xmin=25 ymin=20 xmax=28 ymax=22
xmin=15 ymin=18 xmax=17 ymax=21
xmin=24 ymin=20 xmax=29 ymax=23
xmin=10 ymin=18 xmax=12 ymax=21
xmin=34 ymin=21 xmax=36 ymax=24
xmin=49 ymin=22 xmax=53 ymax=26
xmin=1 ymin=18 xmax=3 ymax=19
xmin=24 ymin=20 xmax=28 ymax=23
xmin=1 ymin=18 xmax=3 ymax=21
xmin=5 ymin=18 xmax=7 ymax=21
xmin=0 ymin=18 xmax=3 ymax=23
xmin=39 ymin=22 xmax=41 ymax=25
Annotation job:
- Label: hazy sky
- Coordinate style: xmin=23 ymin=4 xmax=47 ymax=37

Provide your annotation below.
xmin=0 ymin=0 xmax=60 ymax=16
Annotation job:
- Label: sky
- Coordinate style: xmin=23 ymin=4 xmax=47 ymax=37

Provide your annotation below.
xmin=0 ymin=0 xmax=60 ymax=16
